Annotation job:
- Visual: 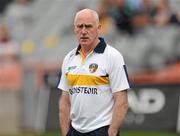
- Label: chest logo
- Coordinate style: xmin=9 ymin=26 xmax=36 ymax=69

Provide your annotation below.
xmin=89 ymin=63 xmax=98 ymax=73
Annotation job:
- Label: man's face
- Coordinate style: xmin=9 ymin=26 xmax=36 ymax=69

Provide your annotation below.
xmin=74 ymin=13 xmax=100 ymax=47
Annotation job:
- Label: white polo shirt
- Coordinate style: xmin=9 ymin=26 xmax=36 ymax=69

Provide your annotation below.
xmin=58 ymin=38 xmax=130 ymax=133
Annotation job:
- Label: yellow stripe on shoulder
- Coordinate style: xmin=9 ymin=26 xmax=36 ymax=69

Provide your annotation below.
xmin=66 ymin=74 xmax=109 ymax=86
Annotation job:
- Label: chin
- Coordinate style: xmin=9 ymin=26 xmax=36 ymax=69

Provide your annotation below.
xmin=80 ymin=43 xmax=89 ymax=46
xmin=80 ymin=41 xmax=89 ymax=45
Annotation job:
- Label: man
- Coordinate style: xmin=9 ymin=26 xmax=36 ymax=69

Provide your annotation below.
xmin=58 ymin=8 xmax=130 ymax=136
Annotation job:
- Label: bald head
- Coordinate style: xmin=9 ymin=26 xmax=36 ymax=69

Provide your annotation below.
xmin=74 ymin=9 xmax=100 ymax=26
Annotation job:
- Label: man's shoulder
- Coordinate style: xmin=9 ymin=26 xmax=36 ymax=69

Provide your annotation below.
xmin=105 ymin=44 xmax=123 ymax=57
xmin=65 ymin=47 xmax=77 ymax=59
xmin=105 ymin=44 xmax=125 ymax=65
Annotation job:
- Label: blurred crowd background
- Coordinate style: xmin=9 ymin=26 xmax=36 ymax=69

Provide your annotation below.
xmin=0 ymin=0 xmax=180 ymax=135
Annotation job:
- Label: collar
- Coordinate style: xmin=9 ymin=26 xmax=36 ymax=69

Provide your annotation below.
xmin=75 ymin=37 xmax=107 ymax=55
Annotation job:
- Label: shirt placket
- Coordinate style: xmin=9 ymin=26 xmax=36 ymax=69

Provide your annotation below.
xmin=79 ymin=50 xmax=94 ymax=66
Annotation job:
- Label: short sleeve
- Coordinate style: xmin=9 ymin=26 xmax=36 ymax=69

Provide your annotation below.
xmin=108 ymin=51 xmax=130 ymax=93
xmin=57 ymin=56 xmax=69 ymax=92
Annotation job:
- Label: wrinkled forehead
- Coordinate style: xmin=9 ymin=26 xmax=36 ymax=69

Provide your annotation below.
xmin=75 ymin=17 xmax=96 ymax=26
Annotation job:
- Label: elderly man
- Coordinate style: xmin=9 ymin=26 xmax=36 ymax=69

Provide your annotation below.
xmin=58 ymin=8 xmax=130 ymax=136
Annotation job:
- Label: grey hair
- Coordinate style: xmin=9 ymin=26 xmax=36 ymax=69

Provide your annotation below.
xmin=74 ymin=9 xmax=100 ymax=26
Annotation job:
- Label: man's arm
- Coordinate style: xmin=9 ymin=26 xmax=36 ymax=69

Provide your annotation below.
xmin=108 ymin=90 xmax=128 ymax=136
xmin=59 ymin=91 xmax=71 ymax=136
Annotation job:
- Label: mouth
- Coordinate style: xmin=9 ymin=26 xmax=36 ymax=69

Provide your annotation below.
xmin=80 ymin=37 xmax=89 ymax=40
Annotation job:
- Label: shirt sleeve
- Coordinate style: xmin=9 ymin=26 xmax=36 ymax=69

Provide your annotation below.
xmin=108 ymin=51 xmax=130 ymax=93
xmin=57 ymin=56 xmax=69 ymax=92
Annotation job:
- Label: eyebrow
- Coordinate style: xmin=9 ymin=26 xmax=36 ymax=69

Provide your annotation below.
xmin=76 ymin=24 xmax=93 ymax=28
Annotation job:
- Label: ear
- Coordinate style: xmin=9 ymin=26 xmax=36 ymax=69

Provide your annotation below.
xmin=98 ymin=24 xmax=101 ymax=33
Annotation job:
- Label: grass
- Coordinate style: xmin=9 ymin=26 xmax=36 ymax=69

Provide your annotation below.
xmin=4 ymin=131 xmax=180 ymax=136
xmin=123 ymin=131 xmax=180 ymax=136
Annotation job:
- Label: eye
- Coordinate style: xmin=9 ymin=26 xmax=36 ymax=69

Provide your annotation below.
xmin=77 ymin=24 xmax=83 ymax=29
xmin=85 ymin=25 xmax=93 ymax=29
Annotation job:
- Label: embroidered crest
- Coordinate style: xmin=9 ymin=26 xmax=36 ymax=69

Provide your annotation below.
xmin=89 ymin=63 xmax=98 ymax=73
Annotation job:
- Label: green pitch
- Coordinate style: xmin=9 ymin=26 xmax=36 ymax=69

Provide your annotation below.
xmin=123 ymin=131 xmax=180 ymax=136
xmin=5 ymin=131 xmax=180 ymax=136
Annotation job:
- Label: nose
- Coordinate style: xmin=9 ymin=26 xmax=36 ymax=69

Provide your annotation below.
xmin=81 ymin=27 xmax=87 ymax=34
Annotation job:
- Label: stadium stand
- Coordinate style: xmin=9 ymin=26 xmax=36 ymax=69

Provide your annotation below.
xmin=11 ymin=0 xmax=179 ymax=71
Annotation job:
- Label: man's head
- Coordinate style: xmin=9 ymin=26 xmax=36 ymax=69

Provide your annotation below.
xmin=74 ymin=9 xmax=101 ymax=47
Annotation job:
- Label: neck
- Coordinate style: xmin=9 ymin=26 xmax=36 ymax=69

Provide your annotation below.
xmin=81 ymin=39 xmax=100 ymax=57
